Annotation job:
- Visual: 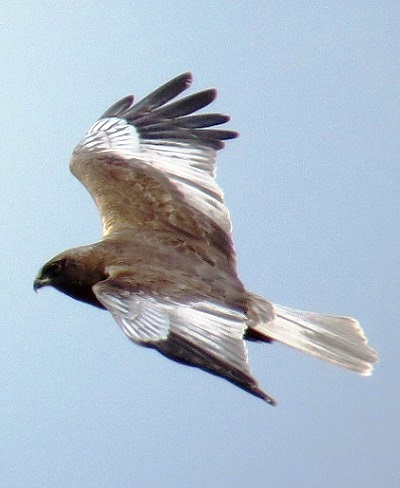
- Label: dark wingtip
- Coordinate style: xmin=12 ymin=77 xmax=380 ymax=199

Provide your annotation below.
xmin=164 ymin=72 xmax=193 ymax=94
xmin=265 ymin=396 xmax=277 ymax=407
xmin=164 ymin=72 xmax=193 ymax=95
xmin=258 ymin=389 xmax=277 ymax=406
xmin=180 ymin=71 xmax=193 ymax=87
xmin=100 ymin=72 xmax=236 ymax=150
xmin=100 ymin=94 xmax=135 ymax=119
xmin=206 ymin=88 xmax=217 ymax=103
xmin=248 ymin=380 xmax=277 ymax=406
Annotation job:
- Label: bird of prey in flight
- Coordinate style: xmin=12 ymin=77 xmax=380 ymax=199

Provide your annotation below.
xmin=34 ymin=73 xmax=377 ymax=405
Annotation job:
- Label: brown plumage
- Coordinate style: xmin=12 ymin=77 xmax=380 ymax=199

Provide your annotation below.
xmin=34 ymin=73 xmax=377 ymax=404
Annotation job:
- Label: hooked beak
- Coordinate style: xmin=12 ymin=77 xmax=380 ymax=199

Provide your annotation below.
xmin=33 ymin=277 xmax=51 ymax=292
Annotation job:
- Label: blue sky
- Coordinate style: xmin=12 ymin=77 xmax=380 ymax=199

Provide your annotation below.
xmin=1 ymin=2 xmax=399 ymax=487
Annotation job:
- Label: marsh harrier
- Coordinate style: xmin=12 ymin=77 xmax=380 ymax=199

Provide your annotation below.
xmin=34 ymin=73 xmax=377 ymax=404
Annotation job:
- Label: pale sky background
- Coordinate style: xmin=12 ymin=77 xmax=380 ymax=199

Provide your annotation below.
xmin=1 ymin=2 xmax=399 ymax=487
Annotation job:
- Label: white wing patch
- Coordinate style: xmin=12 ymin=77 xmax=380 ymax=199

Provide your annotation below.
xmin=94 ymin=289 xmax=170 ymax=343
xmin=74 ymin=117 xmax=140 ymax=159
xmin=94 ymin=283 xmax=247 ymax=371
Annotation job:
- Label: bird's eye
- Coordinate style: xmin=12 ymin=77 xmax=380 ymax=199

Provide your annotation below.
xmin=45 ymin=261 xmax=63 ymax=277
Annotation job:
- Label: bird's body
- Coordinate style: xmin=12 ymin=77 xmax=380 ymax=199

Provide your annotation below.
xmin=34 ymin=73 xmax=377 ymax=405
xmin=48 ymin=233 xmax=245 ymax=311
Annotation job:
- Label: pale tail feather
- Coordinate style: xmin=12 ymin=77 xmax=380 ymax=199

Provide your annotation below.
xmin=248 ymin=296 xmax=378 ymax=375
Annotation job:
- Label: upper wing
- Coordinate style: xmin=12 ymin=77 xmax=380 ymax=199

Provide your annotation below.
xmin=70 ymin=73 xmax=238 ymax=260
xmin=93 ymin=276 xmax=276 ymax=405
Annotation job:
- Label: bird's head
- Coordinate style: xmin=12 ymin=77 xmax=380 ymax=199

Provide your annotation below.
xmin=34 ymin=250 xmax=90 ymax=293
xmin=34 ymin=254 xmax=70 ymax=292
xmin=33 ymin=247 xmax=108 ymax=308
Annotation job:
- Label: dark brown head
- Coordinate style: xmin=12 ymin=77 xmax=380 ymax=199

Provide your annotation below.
xmin=34 ymin=247 xmax=108 ymax=309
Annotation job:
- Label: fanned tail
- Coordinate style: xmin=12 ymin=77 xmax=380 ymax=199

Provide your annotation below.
xmin=247 ymin=294 xmax=378 ymax=375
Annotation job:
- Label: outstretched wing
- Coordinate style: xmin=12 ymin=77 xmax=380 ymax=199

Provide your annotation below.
xmin=93 ymin=276 xmax=276 ymax=405
xmin=70 ymin=73 xmax=238 ymax=260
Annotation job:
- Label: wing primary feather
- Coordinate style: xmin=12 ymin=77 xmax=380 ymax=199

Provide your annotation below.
xmin=130 ymin=89 xmax=217 ymax=127
xmin=137 ymin=113 xmax=230 ymax=130
xmin=140 ymin=129 xmax=236 ymax=149
xmin=145 ymin=89 xmax=217 ymax=119
xmin=121 ymin=72 xmax=193 ymax=117
xmin=100 ymin=95 xmax=134 ymax=118
xmin=92 ymin=74 xmax=237 ymax=153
